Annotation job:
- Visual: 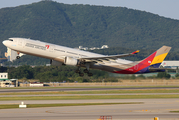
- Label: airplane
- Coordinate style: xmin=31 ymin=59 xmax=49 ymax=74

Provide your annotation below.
xmin=2 ymin=38 xmax=171 ymax=77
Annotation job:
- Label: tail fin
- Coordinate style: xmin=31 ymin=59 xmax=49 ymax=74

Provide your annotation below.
xmin=140 ymin=46 xmax=171 ymax=68
xmin=115 ymin=46 xmax=171 ymax=74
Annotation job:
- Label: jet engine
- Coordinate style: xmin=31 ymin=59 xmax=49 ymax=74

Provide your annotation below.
xmin=50 ymin=60 xmax=63 ymax=66
xmin=64 ymin=56 xmax=79 ymax=66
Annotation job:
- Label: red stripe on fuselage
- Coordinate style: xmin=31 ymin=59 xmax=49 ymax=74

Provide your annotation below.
xmin=114 ymin=51 xmax=157 ymax=74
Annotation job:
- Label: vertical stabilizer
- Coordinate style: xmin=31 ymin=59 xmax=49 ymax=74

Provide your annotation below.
xmin=113 ymin=46 xmax=171 ymax=74
xmin=134 ymin=46 xmax=171 ymax=74
xmin=140 ymin=46 xmax=171 ymax=68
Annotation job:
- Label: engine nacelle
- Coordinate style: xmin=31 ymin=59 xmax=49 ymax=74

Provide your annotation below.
xmin=50 ymin=60 xmax=63 ymax=66
xmin=64 ymin=56 xmax=79 ymax=66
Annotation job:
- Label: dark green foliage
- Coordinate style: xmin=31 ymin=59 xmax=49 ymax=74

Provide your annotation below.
xmin=175 ymin=73 xmax=179 ymax=78
xmin=130 ymin=75 xmax=136 ymax=79
xmin=1 ymin=1 xmax=179 ymax=58
xmin=75 ymin=77 xmax=83 ymax=83
xmin=0 ymin=66 xmax=7 ymax=72
xmin=137 ymin=74 xmax=146 ymax=79
xmin=1 ymin=65 xmax=175 ymax=82
xmin=157 ymin=72 xmax=171 ymax=79
xmin=5 ymin=65 xmax=109 ymax=82
xmin=8 ymin=65 xmax=34 ymax=79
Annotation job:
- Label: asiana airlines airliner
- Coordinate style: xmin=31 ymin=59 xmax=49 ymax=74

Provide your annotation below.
xmin=3 ymin=38 xmax=171 ymax=77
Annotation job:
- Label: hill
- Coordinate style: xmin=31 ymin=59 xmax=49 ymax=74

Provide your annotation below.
xmin=1 ymin=1 xmax=179 ymax=58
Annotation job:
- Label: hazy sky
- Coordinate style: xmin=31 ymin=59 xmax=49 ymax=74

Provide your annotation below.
xmin=0 ymin=0 xmax=179 ymax=20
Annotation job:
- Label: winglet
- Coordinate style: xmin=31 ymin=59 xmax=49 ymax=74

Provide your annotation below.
xmin=131 ymin=50 xmax=140 ymax=55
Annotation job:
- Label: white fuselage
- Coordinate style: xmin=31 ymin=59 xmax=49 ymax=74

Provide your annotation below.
xmin=3 ymin=38 xmax=134 ymax=73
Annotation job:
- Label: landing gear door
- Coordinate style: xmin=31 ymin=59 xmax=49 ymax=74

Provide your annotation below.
xmin=6 ymin=48 xmax=18 ymax=61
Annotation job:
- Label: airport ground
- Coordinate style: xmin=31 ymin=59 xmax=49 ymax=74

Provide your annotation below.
xmin=0 ymin=99 xmax=179 ymax=120
xmin=20 ymin=79 xmax=179 ymax=87
xmin=0 ymin=85 xmax=179 ymax=120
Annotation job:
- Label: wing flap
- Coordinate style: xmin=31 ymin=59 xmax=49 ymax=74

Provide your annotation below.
xmin=79 ymin=50 xmax=139 ymax=63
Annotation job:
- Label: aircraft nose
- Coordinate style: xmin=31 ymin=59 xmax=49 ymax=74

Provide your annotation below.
xmin=2 ymin=40 xmax=6 ymax=45
xmin=2 ymin=40 xmax=8 ymax=46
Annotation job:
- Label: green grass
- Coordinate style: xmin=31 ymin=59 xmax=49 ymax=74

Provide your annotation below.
xmin=0 ymin=104 xmax=19 ymax=109
xmin=170 ymin=111 xmax=179 ymax=113
xmin=1 ymin=89 xmax=179 ymax=95
xmin=0 ymin=102 xmax=142 ymax=109
xmin=65 ymin=89 xmax=179 ymax=94
xmin=0 ymin=94 xmax=179 ymax=101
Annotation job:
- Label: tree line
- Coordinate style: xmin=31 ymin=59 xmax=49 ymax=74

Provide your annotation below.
xmin=0 ymin=65 xmax=109 ymax=83
xmin=0 ymin=65 xmax=176 ymax=83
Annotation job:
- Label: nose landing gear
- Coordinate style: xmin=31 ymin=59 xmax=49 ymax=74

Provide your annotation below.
xmin=16 ymin=56 xmax=20 ymax=59
xmin=16 ymin=52 xmax=21 ymax=59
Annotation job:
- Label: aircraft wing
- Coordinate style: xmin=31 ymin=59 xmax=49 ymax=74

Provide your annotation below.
xmin=80 ymin=50 xmax=139 ymax=63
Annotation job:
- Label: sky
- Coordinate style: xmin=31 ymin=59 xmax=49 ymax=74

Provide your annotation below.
xmin=0 ymin=0 xmax=179 ymax=20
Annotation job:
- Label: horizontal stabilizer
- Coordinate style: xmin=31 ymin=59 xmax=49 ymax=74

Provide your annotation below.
xmin=148 ymin=67 xmax=174 ymax=70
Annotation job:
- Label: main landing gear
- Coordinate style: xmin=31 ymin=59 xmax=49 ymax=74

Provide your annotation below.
xmin=84 ymin=69 xmax=93 ymax=77
xmin=76 ymin=67 xmax=93 ymax=77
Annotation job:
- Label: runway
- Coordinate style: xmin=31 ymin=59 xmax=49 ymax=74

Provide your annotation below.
xmin=0 ymin=99 xmax=179 ymax=120
xmin=0 ymin=87 xmax=179 ymax=93
xmin=0 ymin=87 xmax=179 ymax=119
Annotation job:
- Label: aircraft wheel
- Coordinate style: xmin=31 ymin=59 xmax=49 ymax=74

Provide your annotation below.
xmin=83 ymin=69 xmax=89 ymax=73
xmin=16 ymin=56 xmax=20 ymax=59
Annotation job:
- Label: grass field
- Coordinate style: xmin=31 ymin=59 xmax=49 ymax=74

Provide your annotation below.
xmin=0 ymin=87 xmax=179 ymax=109
xmin=170 ymin=111 xmax=179 ymax=113
xmin=0 ymin=89 xmax=179 ymax=95
xmin=0 ymin=102 xmax=142 ymax=109
xmin=0 ymin=94 xmax=179 ymax=101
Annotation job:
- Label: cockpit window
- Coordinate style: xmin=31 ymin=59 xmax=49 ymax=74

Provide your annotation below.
xmin=9 ymin=39 xmax=13 ymax=41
